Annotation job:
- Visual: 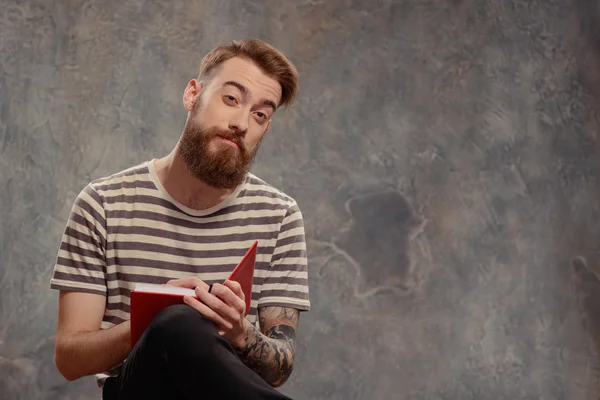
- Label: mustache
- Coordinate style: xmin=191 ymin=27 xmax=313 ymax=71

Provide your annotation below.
xmin=207 ymin=128 xmax=246 ymax=151
xmin=216 ymin=132 xmax=244 ymax=148
xmin=184 ymin=121 xmax=249 ymax=153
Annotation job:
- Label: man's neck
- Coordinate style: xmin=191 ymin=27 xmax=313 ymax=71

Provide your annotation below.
xmin=154 ymin=151 xmax=238 ymax=211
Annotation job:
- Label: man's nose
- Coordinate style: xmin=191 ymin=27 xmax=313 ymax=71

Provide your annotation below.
xmin=228 ymin=110 xmax=248 ymax=134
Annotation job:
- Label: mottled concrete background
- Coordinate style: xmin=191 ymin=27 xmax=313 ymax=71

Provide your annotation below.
xmin=2 ymin=0 xmax=600 ymax=399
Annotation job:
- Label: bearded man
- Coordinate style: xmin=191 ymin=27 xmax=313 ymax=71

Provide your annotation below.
xmin=50 ymin=39 xmax=310 ymax=400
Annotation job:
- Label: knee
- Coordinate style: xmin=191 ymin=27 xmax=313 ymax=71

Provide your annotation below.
xmin=144 ymin=304 xmax=218 ymax=346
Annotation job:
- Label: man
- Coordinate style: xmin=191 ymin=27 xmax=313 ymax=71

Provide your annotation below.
xmin=50 ymin=39 xmax=310 ymax=400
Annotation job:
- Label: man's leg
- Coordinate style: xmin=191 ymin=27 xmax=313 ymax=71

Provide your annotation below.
xmin=115 ymin=304 xmax=293 ymax=400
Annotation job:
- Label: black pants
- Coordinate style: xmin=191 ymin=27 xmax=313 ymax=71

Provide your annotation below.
xmin=102 ymin=304 xmax=293 ymax=400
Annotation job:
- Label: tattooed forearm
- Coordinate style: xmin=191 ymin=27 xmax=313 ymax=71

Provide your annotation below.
xmin=234 ymin=306 xmax=299 ymax=387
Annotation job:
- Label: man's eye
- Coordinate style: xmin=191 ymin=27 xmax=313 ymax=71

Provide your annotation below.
xmin=224 ymin=95 xmax=236 ymax=103
xmin=256 ymin=112 xmax=266 ymax=119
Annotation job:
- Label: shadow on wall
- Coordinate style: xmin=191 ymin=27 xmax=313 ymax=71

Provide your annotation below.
xmin=312 ymin=181 xmax=429 ymax=302
xmin=331 ymin=188 xmax=426 ymax=297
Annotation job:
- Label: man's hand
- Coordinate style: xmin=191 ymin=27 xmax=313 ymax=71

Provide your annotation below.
xmin=166 ymin=277 xmax=300 ymax=387
xmin=165 ymin=277 xmax=249 ymax=347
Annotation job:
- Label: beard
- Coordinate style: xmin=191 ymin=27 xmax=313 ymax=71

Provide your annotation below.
xmin=178 ymin=117 xmax=260 ymax=190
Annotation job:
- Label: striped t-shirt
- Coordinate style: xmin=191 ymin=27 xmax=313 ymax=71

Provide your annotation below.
xmin=50 ymin=159 xmax=310 ymax=385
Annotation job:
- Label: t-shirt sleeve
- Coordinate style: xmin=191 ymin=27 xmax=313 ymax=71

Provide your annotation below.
xmin=50 ymin=184 xmax=108 ymax=296
xmin=258 ymin=201 xmax=310 ymax=311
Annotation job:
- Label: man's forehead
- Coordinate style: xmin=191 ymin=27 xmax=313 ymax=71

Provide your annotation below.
xmin=212 ymin=58 xmax=282 ymax=102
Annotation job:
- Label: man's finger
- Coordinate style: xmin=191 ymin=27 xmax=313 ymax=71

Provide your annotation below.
xmin=166 ymin=277 xmax=209 ymax=290
xmin=223 ymin=280 xmax=244 ymax=300
xmin=197 ymin=284 xmax=242 ymax=321
xmin=183 ymin=296 xmax=231 ymax=331
xmin=213 ymin=283 xmax=245 ymax=313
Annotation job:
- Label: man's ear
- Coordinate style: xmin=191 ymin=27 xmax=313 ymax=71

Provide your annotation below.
xmin=183 ymin=79 xmax=203 ymax=111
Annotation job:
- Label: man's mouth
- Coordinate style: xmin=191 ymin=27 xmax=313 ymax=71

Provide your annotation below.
xmin=217 ymin=136 xmax=240 ymax=149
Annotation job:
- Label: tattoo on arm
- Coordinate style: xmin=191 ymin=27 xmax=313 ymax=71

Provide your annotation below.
xmin=233 ymin=306 xmax=299 ymax=387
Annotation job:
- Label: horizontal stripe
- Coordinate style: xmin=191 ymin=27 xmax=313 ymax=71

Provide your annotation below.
xmin=108 ymin=225 xmax=278 ymax=244
xmin=50 ymin=279 xmax=106 ymax=295
xmin=258 ymin=295 xmax=311 ymax=305
xmin=95 ymin=174 xmax=288 ymax=197
xmin=83 ymin=184 xmax=105 ymax=209
xmin=104 ymin=308 xmax=129 ymax=320
xmin=56 ymin=256 xmax=105 ymax=273
xmin=60 ymin=242 xmax=104 ymax=262
xmin=266 ymin=276 xmax=308 ymax=285
xmin=105 ymin=210 xmax=282 ymax=230
xmin=271 ymin=250 xmax=306 ymax=263
xmin=104 ymin=194 xmax=289 ymax=215
xmin=63 ymin=227 xmax=102 ymax=250
xmin=80 ymin=185 xmax=105 ymax=214
xmin=69 ymin=216 xmax=105 ymax=249
xmin=243 ymin=189 xmax=291 ymax=203
xmin=276 ymin=234 xmax=306 ymax=248
xmin=75 ymin=193 xmax=106 ymax=233
xmin=106 ymin=301 xmax=129 ymax=313
xmin=104 ymin=203 xmax=286 ymax=225
xmin=95 ymin=180 xmax=156 ymax=192
xmin=102 ymin=315 xmax=126 ymax=325
xmin=260 ymin=289 xmax=309 ymax=300
xmin=108 ymin=218 xmax=281 ymax=238
xmin=105 ymin=240 xmax=274 ymax=257
xmin=106 ymin=272 xmax=196 ymax=285
xmin=277 ymin=226 xmax=305 ymax=241
xmin=196 ymin=201 xmax=289 ymax=218
xmin=105 ymin=254 xmax=270 ymax=270
xmin=272 ymin=242 xmax=307 ymax=256
xmin=104 ymin=234 xmax=270 ymax=253
xmin=53 ymin=271 xmax=106 ymax=286
xmin=104 ymin=193 xmax=180 ymax=211
xmin=57 ymin=249 xmax=105 ymax=267
xmin=54 ymin=264 xmax=105 ymax=279
xmin=107 ymin=287 xmax=134 ymax=297
xmin=93 ymin=164 xmax=148 ymax=185
xmin=269 ymin=257 xmax=307 ymax=269
xmin=102 ymin=261 xmax=296 ymax=277
xmin=262 ymin=283 xmax=308 ymax=293
xmin=97 ymin=180 xmax=288 ymax=198
xmin=279 ymin=217 xmax=304 ymax=234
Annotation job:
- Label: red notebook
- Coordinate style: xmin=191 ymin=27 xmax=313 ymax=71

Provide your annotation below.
xmin=129 ymin=241 xmax=258 ymax=348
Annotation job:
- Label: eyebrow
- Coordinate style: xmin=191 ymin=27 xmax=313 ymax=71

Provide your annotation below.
xmin=223 ymin=80 xmax=278 ymax=112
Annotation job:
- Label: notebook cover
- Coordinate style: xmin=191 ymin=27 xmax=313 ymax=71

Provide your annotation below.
xmin=129 ymin=241 xmax=258 ymax=348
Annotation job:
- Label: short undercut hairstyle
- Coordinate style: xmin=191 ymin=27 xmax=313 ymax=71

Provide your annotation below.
xmin=198 ymin=39 xmax=299 ymax=108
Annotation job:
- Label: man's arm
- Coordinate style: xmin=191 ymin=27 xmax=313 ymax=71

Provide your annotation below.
xmin=54 ymin=291 xmax=131 ymax=381
xmin=233 ymin=306 xmax=299 ymax=387
xmin=169 ymin=277 xmax=302 ymax=387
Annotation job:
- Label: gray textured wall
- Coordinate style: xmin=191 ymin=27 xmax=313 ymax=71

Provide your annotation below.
xmin=2 ymin=0 xmax=600 ymax=399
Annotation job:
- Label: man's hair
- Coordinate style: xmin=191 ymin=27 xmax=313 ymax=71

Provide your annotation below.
xmin=197 ymin=39 xmax=299 ymax=108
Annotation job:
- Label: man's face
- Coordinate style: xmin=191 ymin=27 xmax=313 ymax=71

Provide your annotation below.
xmin=179 ymin=57 xmax=282 ymax=189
